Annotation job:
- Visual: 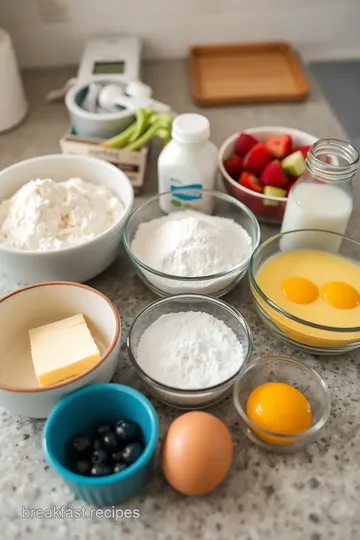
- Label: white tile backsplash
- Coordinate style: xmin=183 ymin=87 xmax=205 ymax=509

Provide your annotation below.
xmin=1 ymin=0 xmax=360 ymax=67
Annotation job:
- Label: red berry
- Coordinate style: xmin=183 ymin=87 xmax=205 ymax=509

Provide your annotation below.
xmin=292 ymin=145 xmax=311 ymax=159
xmin=234 ymin=132 xmax=258 ymax=157
xmin=287 ymin=174 xmax=299 ymax=184
xmin=238 ymin=171 xmax=263 ymax=193
xmin=223 ymin=154 xmax=243 ymax=179
xmin=260 ymin=160 xmax=288 ymax=189
xmin=243 ymin=143 xmax=271 ymax=174
xmin=265 ymin=135 xmax=292 ymax=159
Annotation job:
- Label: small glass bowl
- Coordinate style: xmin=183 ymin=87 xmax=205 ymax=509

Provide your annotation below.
xmin=233 ymin=356 xmax=331 ymax=453
xmin=127 ymin=294 xmax=253 ymax=409
xmin=249 ymin=229 xmax=360 ymax=355
xmin=123 ymin=189 xmax=260 ymax=297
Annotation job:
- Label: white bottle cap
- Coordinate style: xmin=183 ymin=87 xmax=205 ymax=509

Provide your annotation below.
xmin=172 ymin=113 xmax=210 ymax=144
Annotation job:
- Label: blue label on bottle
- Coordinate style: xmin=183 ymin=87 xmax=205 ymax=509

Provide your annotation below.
xmin=170 ymin=184 xmax=202 ymax=200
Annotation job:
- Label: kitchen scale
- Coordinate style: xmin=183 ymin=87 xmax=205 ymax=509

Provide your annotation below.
xmin=75 ymin=35 xmax=170 ymax=113
xmin=77 ymin=36 xmax=142 ymax=85
xmin=47 ymin=36 xmax=142 ymax=103
xmin=51 ymin=36 xmax=171 ymax=138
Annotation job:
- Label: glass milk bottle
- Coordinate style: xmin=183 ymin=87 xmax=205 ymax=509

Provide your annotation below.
xmin=280 ymin=139 xmax=359 ymax=252
xmin=158 ymin=113 xmax=218 ymax=214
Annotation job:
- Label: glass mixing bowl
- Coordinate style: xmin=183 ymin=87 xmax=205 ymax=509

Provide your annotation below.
xmin=123 ymin=189 xmax=260 ymax=297
xmin=249 ymin=229 xmax=360 ymax=355
xmin=233 ymin=356 xmax=331 ymax=453
xmin=127 ymin=294 xmax=253 ymax=409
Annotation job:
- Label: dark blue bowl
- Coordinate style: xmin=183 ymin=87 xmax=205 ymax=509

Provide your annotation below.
xmin=43 ymin=383 xmax=158 ymax=506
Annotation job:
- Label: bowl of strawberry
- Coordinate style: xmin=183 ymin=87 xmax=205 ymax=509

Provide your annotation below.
xmin=219 ymin=127 xmax=318 ymax=223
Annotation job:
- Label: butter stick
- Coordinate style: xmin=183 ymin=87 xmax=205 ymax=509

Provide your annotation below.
xmin=29 ymin=314 xmax=100 ymax=386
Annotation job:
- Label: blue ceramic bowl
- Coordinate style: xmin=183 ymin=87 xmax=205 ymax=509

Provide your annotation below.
xmin=43 ymin=383 xmax=159 ymax=506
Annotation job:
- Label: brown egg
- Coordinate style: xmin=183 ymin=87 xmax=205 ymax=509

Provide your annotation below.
xmin=161 ymin=411 xmax=233 ymax=496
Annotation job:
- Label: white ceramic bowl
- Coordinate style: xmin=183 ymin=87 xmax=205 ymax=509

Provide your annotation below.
xmin=0 ymin=282 xmax=121 ymax=418
xmin=0 ymin=154 xmax=134 ymax=284
xmin=65 ymin=81 xmax=135 ymax=139
xmin=219 ymin=127 xmax=318 ymax=223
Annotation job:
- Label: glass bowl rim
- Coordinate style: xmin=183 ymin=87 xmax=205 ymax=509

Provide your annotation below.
xmin=249 ymin=229 xmax=360 ymax=333
xmin=123 ymin=188 xmax=261 ymax=281
xmin=127 ymin=293 xmax=253 ymax=394
xmin=233 ymin=355 xmax=331 ymax=441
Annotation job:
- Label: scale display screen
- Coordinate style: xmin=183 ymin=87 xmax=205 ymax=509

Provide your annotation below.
xmin=93 ymin=61 xmax=126 ymax=74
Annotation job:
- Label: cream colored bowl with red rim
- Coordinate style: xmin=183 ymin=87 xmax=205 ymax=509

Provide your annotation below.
xmin=219 ymin=127 xmax=318 ymax=223
xmin=0 ymin=282 xmax=121 ymax=418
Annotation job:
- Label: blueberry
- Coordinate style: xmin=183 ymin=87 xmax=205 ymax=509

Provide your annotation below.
xmin=113 ymin=462 xmax=127 ymax=474
xmin=75 ymin=460 xmax=91 ymax=475
xmin=121 ymin=443 xmax=143 ymax=465
xmin=68 ymin=435 xmax=92 ymax=455
xmin=92 ymin=438 xmax=103 ymax=451
xmin=91 ymin=449 xmax=108 ymax=465
xmin=102 ymin=432 xmax=119 ymax=451
xmin=115 ymin=420 xmax=141 ymax=444
xmin=94 ymin=423 xmax=112 ymax=437
xmin=111 ymin=450 xmax=124 ymax=462
xmin=90 ymin=464 xmax=112 ymax=477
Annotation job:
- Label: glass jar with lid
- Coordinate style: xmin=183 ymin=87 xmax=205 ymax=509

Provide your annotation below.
xmin=280 ymin=138 xmax=360 ymax=251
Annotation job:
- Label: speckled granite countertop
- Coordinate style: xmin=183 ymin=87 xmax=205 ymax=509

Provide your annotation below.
xmin=0 ymin=61 xmax=359 ymax=540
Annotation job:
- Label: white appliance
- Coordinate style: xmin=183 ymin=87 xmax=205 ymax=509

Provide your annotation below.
xmin=0 ymin=28 xmax=28 ymax=133
xmin=64 ymin=36 xmax=172 ymax=139
xmin=64 ymin=36 xmax=143 ymax=138
xmin=77 ymin=36 xmax=142 ymax=84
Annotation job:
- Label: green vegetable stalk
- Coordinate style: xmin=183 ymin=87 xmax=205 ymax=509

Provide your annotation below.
xmin=101 ymin=108 xmax=173 ymax=151
xmin=124 ymin=121 xmax=171 ymax=151
xmin=128 ymin=108 xmax=152 ymax=143
xmin=101 ymin=122 xmax=136 ymax=149
xmin=148 ymin=112 xmax=173 ymax=128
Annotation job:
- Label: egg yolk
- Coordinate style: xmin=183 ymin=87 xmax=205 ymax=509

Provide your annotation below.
xmin=321 ymin=281 xmax=360 ymax=310
xmin=246 ymin=382 xmax=312 ymax=445
xmin=281 ymin=277 xmax=318 ymax=305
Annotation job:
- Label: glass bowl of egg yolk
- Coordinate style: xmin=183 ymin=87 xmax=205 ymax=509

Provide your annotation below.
xmin=249 ymin=230 xmax=360 ymax=355
xmin=233 ymin=356 xmax=331 ymax=452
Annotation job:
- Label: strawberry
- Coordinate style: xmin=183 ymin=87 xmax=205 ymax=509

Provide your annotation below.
xmin=234 ymin=132 xmax=258 ymax=157
xmin=292 ymin=145 xmax=311 ymax=159
xmin=260 ymin=160 xmax=288 ymax=189
xmin=238 ymin=171 xmax=263 ymax=193
xmin=286 ymin=174 xmax=299 ymax=196
xmin=265 ymin=135 xmax=292 ymax=159
xmin=243 ymin=144 xmax=271 ymax=174
xmin=223 ymin=154 xmax=243 ymax=179
xmin=287 ymin=174 xmax=299 ymax=184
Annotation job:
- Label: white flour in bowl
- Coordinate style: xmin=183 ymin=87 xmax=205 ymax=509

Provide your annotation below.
xmin=0 ymin=178 xmax=124 ymax=251
xmin=131 ymin=210 xmax=253 ymax=295
xmin=136 ymin=311 xmax=245 ymax=390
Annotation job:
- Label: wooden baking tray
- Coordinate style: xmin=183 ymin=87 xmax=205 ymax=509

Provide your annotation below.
xmin=189 ymin=42 xmax=309 ymax=106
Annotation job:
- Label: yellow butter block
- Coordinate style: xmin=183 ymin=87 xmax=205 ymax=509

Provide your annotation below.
xmin=29 ymin=314 xmax=101 ymax=386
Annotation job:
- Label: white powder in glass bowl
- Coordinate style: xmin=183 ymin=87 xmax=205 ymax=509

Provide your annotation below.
xmin=0 ymin=178 xmax=124 ymax=251
xmin=130 ymin=210 xmax=253 ymax=295
xmin=136 ymin=311 xmax=245 ymax=390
